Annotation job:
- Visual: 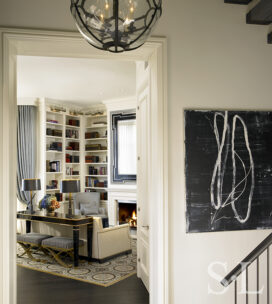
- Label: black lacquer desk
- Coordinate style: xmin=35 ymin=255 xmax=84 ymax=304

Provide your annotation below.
xmin=17 ymin=211 xmax=93 ymax=267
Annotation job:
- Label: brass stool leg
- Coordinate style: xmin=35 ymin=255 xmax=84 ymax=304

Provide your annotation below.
xmin=45 ymin=247 xmax=72 ymax=268
xmin=18 ymin=243 xmax=41 ymax=262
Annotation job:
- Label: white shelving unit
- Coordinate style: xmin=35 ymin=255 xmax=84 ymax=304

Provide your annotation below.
xmin=39 ymin=100 xmax=108 ymax=207
xmin=84 ymin=113 xmax=108 ymax=203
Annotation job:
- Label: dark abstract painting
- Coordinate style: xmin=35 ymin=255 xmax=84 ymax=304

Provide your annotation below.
xmin=185 ymin=110 xmax=272 ymax=233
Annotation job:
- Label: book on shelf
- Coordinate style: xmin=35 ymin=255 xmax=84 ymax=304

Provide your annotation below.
xmin=48 ymin=142 xmax=62 ymax=152
xmin=67 ymin=119 xmax=80 ymax=127
xmin=85 ymin=189 xmax=108 ymax=200
xmin=46 ymin=128 xmax=62 ymax=137
xmin=65 ymin=129 xmax=79 ymax=139
xmin=46 ymin=160 xmax=61 ymax=172
xmin=47 ymin=119 xmax=59 ymax=124
xmin=66 ymin=154 xmax=79 ymax=163
xmin=85 ymin=144 xmax=101 ymax=151
xmin=85 ymin=177 xmax=107 ymax=188
xmin=66 ymin=167 xmax=80 ymax=176
xmin=85 ymin=155 xmax=100 ymax=163
xmin=66 ymin=142 xmax=79 ymax=151
xmin=88 ymin=166 xmax=107 ymax=175
xmin=85 ymin=131 xmax=99 ymax=139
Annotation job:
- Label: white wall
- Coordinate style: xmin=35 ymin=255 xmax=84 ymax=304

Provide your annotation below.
xmin=1 ymin=0 xmax=272 ymax=303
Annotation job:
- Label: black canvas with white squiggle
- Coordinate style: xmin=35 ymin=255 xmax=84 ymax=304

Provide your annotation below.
xmin=185 ymin=110 xmax=272 ymax=233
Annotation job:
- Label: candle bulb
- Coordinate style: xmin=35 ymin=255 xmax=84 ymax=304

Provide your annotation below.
xmin=105 ymin=1 xmax=110 ymax=18
xmin=129 ymin=5 xmax=134 ymax=19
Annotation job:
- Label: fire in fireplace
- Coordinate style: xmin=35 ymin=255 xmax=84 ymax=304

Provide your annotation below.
xmin=118 ymin=200 xmax=137 ymax=229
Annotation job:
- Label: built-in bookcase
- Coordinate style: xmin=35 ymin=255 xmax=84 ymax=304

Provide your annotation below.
xmin=39 ymin=99 xmax=108 ymax=211
xmin=84 ymin=114 xmax=108 ymax=204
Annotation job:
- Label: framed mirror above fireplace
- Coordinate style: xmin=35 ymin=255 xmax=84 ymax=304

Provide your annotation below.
xmin=111 ymin=111 xmax=137 ymax=183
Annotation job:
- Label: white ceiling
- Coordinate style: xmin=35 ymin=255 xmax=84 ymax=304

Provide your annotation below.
xmin=17 ymin=56 xmax=136 ymax=106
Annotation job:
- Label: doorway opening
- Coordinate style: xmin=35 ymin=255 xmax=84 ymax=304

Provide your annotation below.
xmin=0 ymin=28 xmax=168 ymax=304
xmin=16 ymin=55 xmax=148 ymax=303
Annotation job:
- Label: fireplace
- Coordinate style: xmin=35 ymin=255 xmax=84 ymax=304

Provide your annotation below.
xmin=118 ymin=200 xmax=137 ymax=229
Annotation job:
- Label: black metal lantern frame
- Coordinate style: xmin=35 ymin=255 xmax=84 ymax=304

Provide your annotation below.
xmin=70 ymin=0 xmax=162 ymax=53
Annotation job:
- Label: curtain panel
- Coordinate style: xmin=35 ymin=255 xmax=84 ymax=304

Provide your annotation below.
xmin=17 ymin=105 xmax=37 ymax=204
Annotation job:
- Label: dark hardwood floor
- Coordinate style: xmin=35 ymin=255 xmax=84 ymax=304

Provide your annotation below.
xmin=17 ymin=266 xmax=149 ymax=304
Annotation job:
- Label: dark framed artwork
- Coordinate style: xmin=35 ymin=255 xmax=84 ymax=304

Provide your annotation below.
xmin=185 ymin=110 xmax=272 ymax=233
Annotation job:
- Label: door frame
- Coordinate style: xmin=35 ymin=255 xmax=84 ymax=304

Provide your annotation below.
xmin=0 ymin=27 xmax=168 ymax=304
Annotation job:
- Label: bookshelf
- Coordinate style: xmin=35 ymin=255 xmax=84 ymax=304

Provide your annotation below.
xmin=39 ymin=100 xmax=108 ymax=209
xmin=44 ymin=110 xmax=64 ymax=201
xmin=84 ymin=113 xmax=108 ymax=203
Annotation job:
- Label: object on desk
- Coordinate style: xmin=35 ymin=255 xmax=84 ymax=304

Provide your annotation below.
xmin=38 ymin=194 xmax=60 ymax=215
xmin=22 ymin=179 xmax=41 ymax=214
xmin=60 ymin=179 xmax=80 ymax=218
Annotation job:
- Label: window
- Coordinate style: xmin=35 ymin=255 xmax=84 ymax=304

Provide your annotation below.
xmin=112 ymin=112 xmax=136 ymax=182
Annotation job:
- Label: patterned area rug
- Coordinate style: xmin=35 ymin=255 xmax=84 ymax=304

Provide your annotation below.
xmin=17 ymin=239 xmax=137 ymax=287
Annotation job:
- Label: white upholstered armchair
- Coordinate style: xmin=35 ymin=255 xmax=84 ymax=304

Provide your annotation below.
xmin=92 ymin=217 xmax=132 ymax=262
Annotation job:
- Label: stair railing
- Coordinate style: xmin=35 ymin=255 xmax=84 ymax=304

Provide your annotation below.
xmin=221 ymin=232 xmax=272 ymax=304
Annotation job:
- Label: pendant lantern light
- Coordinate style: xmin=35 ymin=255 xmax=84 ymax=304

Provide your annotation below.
xmin=70 ymin=0 xmax=162 ymax=53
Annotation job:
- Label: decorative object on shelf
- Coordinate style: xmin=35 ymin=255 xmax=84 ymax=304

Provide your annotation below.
xmin=85 ymin=110 xmax=106 ymax=116
xmin=90 ymin=121 xmax=107 ymax=127
xmin=69 ymin=110 xmax=83 ymax=116
xmin=22 ymin=179 xmax=41 ymax=214
xmin=38 ymin=194 xmax=61 ymax=216
xmin=70 ymin=0 xmax=162 ymax=53
xmin=60 ymin=179 xmax=80 ymax=218
xmin=46 ymin=179 xmax=58 ymax=190
xmin=49 ymin=105 xmax=66 ymax=113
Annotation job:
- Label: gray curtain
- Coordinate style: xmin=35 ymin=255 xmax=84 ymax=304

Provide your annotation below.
xmin=17 ymin=106 xmax=37 ymax=204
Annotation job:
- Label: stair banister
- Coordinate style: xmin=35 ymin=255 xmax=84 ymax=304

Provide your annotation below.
xmin=221 ymin=232 xmax=272 ymax=287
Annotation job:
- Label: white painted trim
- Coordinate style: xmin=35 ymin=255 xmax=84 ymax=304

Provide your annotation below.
xmin=17 ymin=97 xmax=39 ymax=106
xmin=0 ymin=27 xmax=168 ymax=304
xmin=103 ymin=95 xmax=137 ymax=112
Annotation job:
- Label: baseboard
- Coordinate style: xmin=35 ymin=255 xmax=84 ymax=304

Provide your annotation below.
xmin=78 ymin=249 xmax=132 ymax=263
xmin=91 ymin=250 xmax=133 ymax=264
